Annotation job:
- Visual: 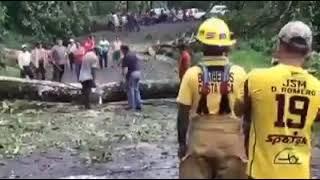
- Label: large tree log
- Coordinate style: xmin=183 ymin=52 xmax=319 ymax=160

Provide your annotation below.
xmin=0 ymin=76 xmax=179 ymax=103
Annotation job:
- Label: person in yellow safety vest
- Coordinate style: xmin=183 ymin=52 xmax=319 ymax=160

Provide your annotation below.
xmin=176 ymin=17 xmax=247 ymax=179
xmin=235 ymin=21 xmax=320 ymax=179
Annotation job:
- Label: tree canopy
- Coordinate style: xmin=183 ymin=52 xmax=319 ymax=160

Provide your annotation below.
xmin=0 ymin=1 xmax=319 ymax=47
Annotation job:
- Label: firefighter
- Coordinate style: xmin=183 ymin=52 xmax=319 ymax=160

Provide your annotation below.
xmin=176 ymin=17 xmax=247 ymax=179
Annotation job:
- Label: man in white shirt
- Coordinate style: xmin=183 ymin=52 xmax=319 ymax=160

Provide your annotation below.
xmin=121 ymin=14 xmax=128 ymax=32
xmin=112 ymin=12 xmax=120 ymax=32
xmin=177 ymin=9 xmax=184 ymax=21
xmin=79 ymin=47 xmax=99 ymax=109
xmin=31 ymin=42 xmax=48 ymax=80
xmin=18 ymin=44 xmax=34 ymax=79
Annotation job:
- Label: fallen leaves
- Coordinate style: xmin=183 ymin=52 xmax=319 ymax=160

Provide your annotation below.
xmin=0 ymin=99 xmax=177 ymax=166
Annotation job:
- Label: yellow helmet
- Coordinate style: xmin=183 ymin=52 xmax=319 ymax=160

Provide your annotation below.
xmin=196 ymin=17 xmax=236 ymax=46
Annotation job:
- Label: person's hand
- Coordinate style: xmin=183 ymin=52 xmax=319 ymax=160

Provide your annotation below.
xmin=178 ymin=144 xmax=187 ymax=159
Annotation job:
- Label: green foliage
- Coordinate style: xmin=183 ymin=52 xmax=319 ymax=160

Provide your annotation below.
xmin=0 ymin=1 xmax=92 ymax=43
xmin=0 ymin=3 xmax=8 ymax=39
xmin=305 ymin=52 xmax=320 ymax=79
xmin=236 ymin=37 xmax=277 ymax=56
xmin=230 ymin=49 xmax=270 ymax=72
xmin=17 ymin=1 xmax=91 ymax=40
xmin=0 ymin=66 xmax=20 ymax=78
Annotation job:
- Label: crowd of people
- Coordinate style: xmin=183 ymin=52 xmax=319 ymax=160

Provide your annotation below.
xmin=17 ymin=35 xmax=122 ymax=81
xmin=17 ymin=34 xmax=142 ymax=110
xmin=108 ymin=7 xmax=199 ymax=33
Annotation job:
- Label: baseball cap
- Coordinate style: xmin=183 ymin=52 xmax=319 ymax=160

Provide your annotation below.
xmin=278 ymin=21 xmax=312 ymax=49
xmin=70 ymin=38 xmax=74 ymax=42
xmin=21 ymin=44 xmax=27 ymax=48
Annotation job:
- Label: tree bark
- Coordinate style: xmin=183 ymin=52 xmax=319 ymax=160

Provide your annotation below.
xmin=0 ymin=76 xmax=179 ymax=103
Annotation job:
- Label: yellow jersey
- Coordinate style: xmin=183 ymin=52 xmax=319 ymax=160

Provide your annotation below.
xmin=244 ymin=64 xmax=320 ymax=179
xmin=177 ymin=56 xmax=247 ymax=117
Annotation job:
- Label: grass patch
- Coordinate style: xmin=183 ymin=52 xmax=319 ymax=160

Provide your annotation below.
xmin=192 ymin=48 xmax=271 ymax=72
xmin=0 ymin=66 xmax=20 ymax=77
xmin=230 ymin=49 xmax=271 ymax=71
xmin=0 ymin=32 xmax=35 ymax=50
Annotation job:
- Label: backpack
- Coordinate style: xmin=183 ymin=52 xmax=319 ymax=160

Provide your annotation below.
xmin=196 ymin=62 xmax=232 ymax=115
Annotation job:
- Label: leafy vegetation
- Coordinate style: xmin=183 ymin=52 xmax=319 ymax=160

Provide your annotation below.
xmin=0 ymin=100 xmax=176 ymax=162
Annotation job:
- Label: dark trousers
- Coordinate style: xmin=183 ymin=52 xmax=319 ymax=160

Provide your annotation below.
xmin=68 ymin=53 xmax=74 ymax=71
xmin=81 ymin=80 xmax=95 ymax=109
xmin=35 ymin=60 xmax=46 ymax=80
xmin=75 ymin=63 xmax=81 ymax=81
xmin=53 ymin=64 xmax=65 ymax=82
xmin=134 ymin=21 xmax=140 ymax=32
xmin=20 ymin=66 xmax=34 ymax=79
xmin=127 ymin=22 xmax=134 ymax=32
xmin=99 ymin=51 xmax=108 ymax=69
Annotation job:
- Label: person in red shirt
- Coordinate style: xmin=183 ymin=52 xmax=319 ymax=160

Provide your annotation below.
xmin=178 ymin=43 xmax=192 ymax=81
xmin=73 ymin=42 xmax=86 ymax=81
xmin=83 ymin=35 xmax=96 ymax=53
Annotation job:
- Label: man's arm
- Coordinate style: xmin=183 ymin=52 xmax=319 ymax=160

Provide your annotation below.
xmin=234 ymin=69 xmax=247 ymax=117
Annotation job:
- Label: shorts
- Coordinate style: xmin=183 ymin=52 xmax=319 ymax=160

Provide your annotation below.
xmin=113 ymin=50 xmax=121 ymax=62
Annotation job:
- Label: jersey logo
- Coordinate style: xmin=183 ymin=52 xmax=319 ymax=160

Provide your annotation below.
xmin=273 ymin=147 xmax=302 ymax=165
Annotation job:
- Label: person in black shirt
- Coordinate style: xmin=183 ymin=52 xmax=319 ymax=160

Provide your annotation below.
xmin=121 ymin=45 xmax=142 ymax=111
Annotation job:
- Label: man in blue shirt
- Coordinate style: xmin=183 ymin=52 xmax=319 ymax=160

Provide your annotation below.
xmin=98 ymin=38 xmax=110 ymax=69
xmin=121 ymin=45 xmax=142 ymax=111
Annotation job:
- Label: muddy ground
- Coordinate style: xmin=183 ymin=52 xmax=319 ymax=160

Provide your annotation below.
xmin=0 ymin=99 xmax=320 ymax=179
xmin=0 ymin=99 xmax=178 ymax=179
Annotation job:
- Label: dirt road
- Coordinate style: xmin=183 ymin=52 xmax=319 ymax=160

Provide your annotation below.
xmin=58 ymin=21 xmax=201 ymax=84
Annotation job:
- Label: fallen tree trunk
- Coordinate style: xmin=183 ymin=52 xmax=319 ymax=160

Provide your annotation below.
xmin=101 ymin=79 xmax=179 ymax=102
xmin=0 ymin=76 xmax=179 ymax=103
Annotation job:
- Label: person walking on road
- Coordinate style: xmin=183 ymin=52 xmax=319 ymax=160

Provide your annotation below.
xmin=51 ymin=39 xmax=67 ymax=82
xmin=67 ymin=39 xmax=77 ymax=71
xmin=73 ymin=42 xmax=86 ymax=81
xmin=121 ymin=45 xmax=142 ymax=111
xmin=83 ymin=35 xmax=96 ymax=53
xmin=98 ymin=38 xmax=110 ymax=69
xmin=112 ymin=36 xmax=122 ymax=68
xmin=18 ymin=44 xmax=34 ymax=79
xmin=112 ymin=12 xmax=120 ymax=33
xmin=31 ymin=42 xmax=47 ymax=80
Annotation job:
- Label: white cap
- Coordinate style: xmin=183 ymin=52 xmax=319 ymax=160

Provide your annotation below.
xmin=278 ymin=21 xmax=312 ymax=49
xmin=70 ymin=39 xmax=74 ymax=42
xmin=21 ymin=44 xmax=27 ymax=48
